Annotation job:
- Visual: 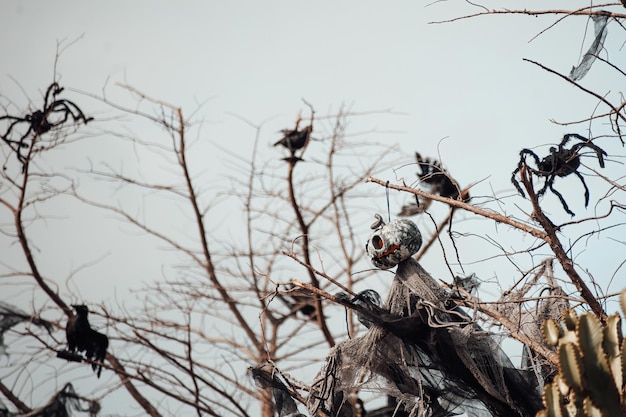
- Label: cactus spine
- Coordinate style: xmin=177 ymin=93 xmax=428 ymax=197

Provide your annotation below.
xmin=537 ymin=291 xmax=626 ymax=417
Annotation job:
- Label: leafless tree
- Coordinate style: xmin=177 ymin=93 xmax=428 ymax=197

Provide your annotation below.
xmin=1 ymin=2 xmax=626 ymax=417
xmin=0 ymin=77 xmax=402 ymax=416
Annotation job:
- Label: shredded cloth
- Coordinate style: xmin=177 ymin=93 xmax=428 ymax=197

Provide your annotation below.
xmin=570 ymin=14 xmax=609 ymax=81
xmin=0 ymin=383 xmax=100 ymax=417
xmin=0 ymin=301 xmax=52 ymax=356
xmin=250 ymin=365 xmax=306 ymax=417
xmin=308 ymin=258 xmax=543 ymax=417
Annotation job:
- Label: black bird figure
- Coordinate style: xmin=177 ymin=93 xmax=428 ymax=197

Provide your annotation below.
xmin=273 ymin=125 xmax=312 ymax=152
xmin=280 ymin=284 xmax=322 ymax=321
xmin=399 ymin=152 xmax=470 ymax=216
xmin=65 ymin=305 xmax=108 ymax=378
xmin=415 ymin=152 xmax=468 ymax=201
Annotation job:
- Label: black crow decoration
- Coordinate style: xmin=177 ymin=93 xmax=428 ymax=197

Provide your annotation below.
xmin=273 ymin=125 xmax=312 ymax=152
xmin=398 ymin=152 xmax=470 ymax=217
xmin=274 ymin=124 xmax=313 ymax=163
xmin=63 ymin=304 xmax=108 ymax=378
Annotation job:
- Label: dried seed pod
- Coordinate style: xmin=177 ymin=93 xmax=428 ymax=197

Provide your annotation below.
xmin=365 ymin=215 xmax=422 ymax=269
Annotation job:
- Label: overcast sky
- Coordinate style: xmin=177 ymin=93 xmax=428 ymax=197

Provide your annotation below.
xmin=1 ymin=1 xmax=625 ymax=414
xmin=2 ymin=0 xmax=623 ymax=293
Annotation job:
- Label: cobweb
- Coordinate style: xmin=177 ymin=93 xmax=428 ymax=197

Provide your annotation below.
xmin=308 ymin=258 xmax=544 ymax=417
xmin=0 ymin=301 xmax=53 ymax=356
xmin=0 ymin=383 xmax=99 ymax=417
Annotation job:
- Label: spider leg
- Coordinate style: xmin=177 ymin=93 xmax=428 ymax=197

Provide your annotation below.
xmin=548 ymin=182 xmax=575 ymax=216
xmin=18 ymin=125 xmax=35 ymax=147
xmin=536 ymin=177 xmax=550 ymax=196
xmin=573 ymin=171 xmax=590 ymax=207
xmin=43 ymin=82 xmax=63 ymax=108
xmin=520 ymin=149 xmax=541 ymax=166
xmin=582 ymin=143 xmax=607 ymax=168
xmin=596 ymin=148 xmax=608 ymax=168
xmin=568 ymin=136 xmax=607 ymax=168
xmin=48 ymin=106 xmax=71 ymax=127
xmin=562 ymin=133 xmax=588 ymax=145
xmin=1 ymin=117 xmax=28 ymax=146
xmin=38 ymin=98 xmax=93 ymax=132
xmin=0 ymin=115 xmax=24 ymax=123
xmin=512 ymin=149 xmax=541 ymax=198
xmin=52 ymin=101 xmax=72 ymax=114
xmin=511 ymin=166 xmax=526 ymax=197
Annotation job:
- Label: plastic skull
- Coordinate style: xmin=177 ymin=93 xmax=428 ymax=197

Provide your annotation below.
xmin=365 ymin=215 xmax=422 ymax=269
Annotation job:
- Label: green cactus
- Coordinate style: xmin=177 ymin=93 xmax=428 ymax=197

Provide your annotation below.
xmin=537 ymin=291 xmax=626 ymax=417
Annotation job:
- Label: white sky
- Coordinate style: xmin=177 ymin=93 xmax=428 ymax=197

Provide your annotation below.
xmin=1 ymin=0 xmax=621 ymax=294
xmin=1 ymin=1 xmax=625 ymax=415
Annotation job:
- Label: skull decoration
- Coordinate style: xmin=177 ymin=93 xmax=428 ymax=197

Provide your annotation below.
xmin=365 ymin=214 xmax=422 ymax=269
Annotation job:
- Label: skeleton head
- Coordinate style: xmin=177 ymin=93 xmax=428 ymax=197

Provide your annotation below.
xmin=365 ymin=216 xmax=422 ymax=269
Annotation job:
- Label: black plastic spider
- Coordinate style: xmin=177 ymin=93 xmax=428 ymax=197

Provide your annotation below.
xmin=0 ymin=82 xmax=93 ymax=167
xmin=511 ymin=133 xmax=607 ymax=216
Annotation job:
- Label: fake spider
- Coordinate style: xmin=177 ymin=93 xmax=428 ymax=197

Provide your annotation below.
xmin=0 ymin=82 xmax=93 ymax=167
xmin=511 ymin=133 xmax=607 ymax=216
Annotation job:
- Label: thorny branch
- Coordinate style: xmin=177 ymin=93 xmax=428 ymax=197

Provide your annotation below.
xmin=0 ymin=82 xmax=95 ymax=316
xmin=0 ymin=380 xmax=30 ymax=414
xmin=523 ymin=58 xmax=626 ymax=144
xmin=13 ymin=159 xmax=71 ymax=316
xmin=367 ymin=174 xmax=609 ymax=323
xmin=106 ymin=355 xmax=164 ymax=417
xmin=3 ymin=17 xmax=624 ymax=412
xmin=173 ymin=105 xmax=263 ymax=350
xmin=290 ymin=277 xmax=559 ymax=366
xmin=367 ymin=176 xmax=548 ymax=239
xmin=429 ymin=4 xmax=626 ymax=25
xmin=518 ymin=165 xmax=608 ymax=322
xmin=283 ymin=103 xmax=336 ymax=348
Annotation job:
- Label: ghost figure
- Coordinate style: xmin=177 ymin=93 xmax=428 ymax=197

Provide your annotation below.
xmin=365 ymin=214 xmax=422 ymax=269
xmin=309 ymin=214 xmax=542 ymax=417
